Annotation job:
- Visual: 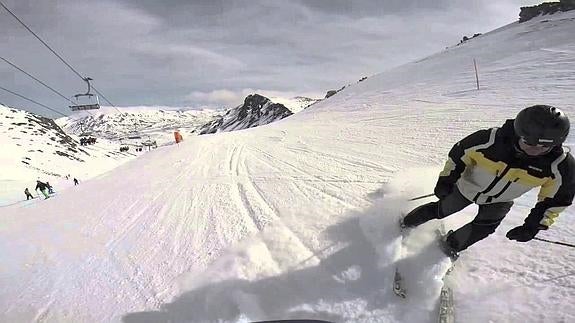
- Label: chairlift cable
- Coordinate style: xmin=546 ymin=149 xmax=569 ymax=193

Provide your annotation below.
xmin=2 ymin=1 xmax=149 ymax=140
xmin=0 ymin=85 xmax=68 ymax=117
xmin=0 ymin=56 xmax=100 ymax=119
xmin=0 ymin=83 xmax=96 ymax=126
xmin=0 ymin=0 xmax=85 ymax=81
xmin=92 ymin=86 xmax=116 ymax=107
xmin=0 ymin=57 xmax=99 ymax=123
xmin=0 ymin=0 xmax=121 ymax=113
xmin=0 ymin=56 xmax=74 ymax=104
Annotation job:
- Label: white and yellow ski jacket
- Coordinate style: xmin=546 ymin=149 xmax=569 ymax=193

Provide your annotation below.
xmin=437 ymin=119 xmax=575 ymax=228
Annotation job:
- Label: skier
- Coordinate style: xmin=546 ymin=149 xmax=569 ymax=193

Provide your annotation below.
xmin=73 ymin=178 xmax=79 ymax=186
xmin=402 ymin=105 xmax=575 ymax=259
xmin=46 ymin=182 xmax=54 ymax=194
xmin=35 ymin=180 xmax=50 ymax=199
xmin=24 ymin=188 xmax=34 ymax=200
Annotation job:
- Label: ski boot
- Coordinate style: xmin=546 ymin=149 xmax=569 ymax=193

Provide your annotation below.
xmin=438 ymin=230 xmax=459 ymax=262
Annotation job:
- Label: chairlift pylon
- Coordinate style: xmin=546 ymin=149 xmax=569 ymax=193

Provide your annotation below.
xmin=141 ymin=135 xmax=157 ymax=149
xmin=69 ymin=77 xmax=101 ymax=111
xmin=78 ymin=123 xmax=91 ymax=137
xmin=127 ymin=122 xmax=142 ymax=139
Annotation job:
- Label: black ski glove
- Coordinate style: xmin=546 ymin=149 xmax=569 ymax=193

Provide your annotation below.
xmin=434 ymin=184 xmax=453 ymax=200
xmin=506 ymin=224 xmax=545 ymax=242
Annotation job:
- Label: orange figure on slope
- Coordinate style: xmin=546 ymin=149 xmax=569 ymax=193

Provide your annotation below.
xmin=174 ymin=131 xmax=183 ymax=144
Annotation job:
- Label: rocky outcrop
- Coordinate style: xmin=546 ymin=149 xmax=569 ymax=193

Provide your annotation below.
xmin=458 ymin=33 xmax=482 ymax=45
xmin=325 ymin=85 xmax=347 ymax=99
xmin=519 ymin=0 xmax=575 ymax=23
xmin=198 ymin=94 xmax=293 ymax=135
xmin=325 ymin=90 xmax=338 ymax=99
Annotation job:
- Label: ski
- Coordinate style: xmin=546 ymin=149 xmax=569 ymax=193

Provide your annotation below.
xmin=438 ymin=285 xmax=455 ymax=323
xmin=393 ymin=222 xmax=456 ymax=323
xmin=393 ymin=267 xmax=407 ymax=298
xmin=436 ymin=225 xmax=456 ymax=323
xmin=392 ymin=217 xmax=408 ymax=298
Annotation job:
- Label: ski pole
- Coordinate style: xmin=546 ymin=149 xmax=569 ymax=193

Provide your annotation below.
xmin=408 ymin=193 xmax=435 ymax=201
xmin=534 ymin=237 xmax=575 ymax=248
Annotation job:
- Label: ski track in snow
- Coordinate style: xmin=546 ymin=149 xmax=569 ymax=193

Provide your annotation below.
xmin=248 ymin=145 xmax=371 ymax=208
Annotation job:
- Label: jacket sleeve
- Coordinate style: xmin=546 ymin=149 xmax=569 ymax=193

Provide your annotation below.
xmin=435 ymin=128 xmax=493 ymax=192
xmin=525 ymin=153 xmax=575 ymax=229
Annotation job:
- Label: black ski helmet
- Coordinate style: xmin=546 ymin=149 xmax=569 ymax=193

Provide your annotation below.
xmin=514 ymin=105 xmax=570 ymax=147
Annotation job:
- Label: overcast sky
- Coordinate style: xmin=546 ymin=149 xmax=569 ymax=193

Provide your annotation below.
xmin=0 ymin=0 xmax=545 ymax=117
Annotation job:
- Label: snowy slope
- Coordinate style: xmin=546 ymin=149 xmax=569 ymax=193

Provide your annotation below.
xmin=2 ymin=10 xmax=575 ymax=323
xmin=268 ymin=96 xmax=322 ymax=113
xmin=0 ymin=104 xmax=137 ymax=206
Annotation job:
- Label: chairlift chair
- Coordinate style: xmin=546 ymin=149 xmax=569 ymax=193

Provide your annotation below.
xmin=69 ymin=77 xmax=101 ymax=111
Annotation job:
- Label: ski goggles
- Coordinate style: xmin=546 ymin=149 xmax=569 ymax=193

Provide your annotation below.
xmin=520 ymin=136 xmax=556 ymax=148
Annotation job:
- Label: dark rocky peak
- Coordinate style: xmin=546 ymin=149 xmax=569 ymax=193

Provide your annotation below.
xmin=236 ymin=94 xmax=277 ymax=118
xmin=199 ymin=94 xmax=292 ymax=135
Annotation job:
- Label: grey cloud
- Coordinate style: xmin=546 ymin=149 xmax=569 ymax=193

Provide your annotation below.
xmin=0 ymin=0 xmax=545 ymax=117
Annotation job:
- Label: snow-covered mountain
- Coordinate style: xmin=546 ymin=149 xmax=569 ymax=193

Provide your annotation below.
xmin=2 ymin=9 xmax=575 ymax=323
xmin=0 ymin=104 xmax=137 ymax=205
xmin=57 ymin=107 xmax=221 ymax=145
xmin=198 ymin=94 xmax=293 ymax=134
xmin=268 ymin=96 xmax=322 ymax=113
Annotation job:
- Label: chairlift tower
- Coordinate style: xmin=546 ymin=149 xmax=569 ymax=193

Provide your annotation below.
xmin=78 ymin=123 xmax=92 ymax=137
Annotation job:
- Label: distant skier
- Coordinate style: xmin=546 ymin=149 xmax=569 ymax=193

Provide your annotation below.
xmin=46 ymin=182 xmax=55 ymax=194
xmin=35 ymin=180 xmax=50 ymax=199
xmin=24 ymin=188 xmax=34 ymax=200
xmin=73 ymin=178 xmax=79 ymax=186
xmin=402 ymin=105 xmax=575 ymax=258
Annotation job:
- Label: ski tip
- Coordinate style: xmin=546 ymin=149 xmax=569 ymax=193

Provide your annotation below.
xmin=394 ymin=291 xmax=407 ymax=299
